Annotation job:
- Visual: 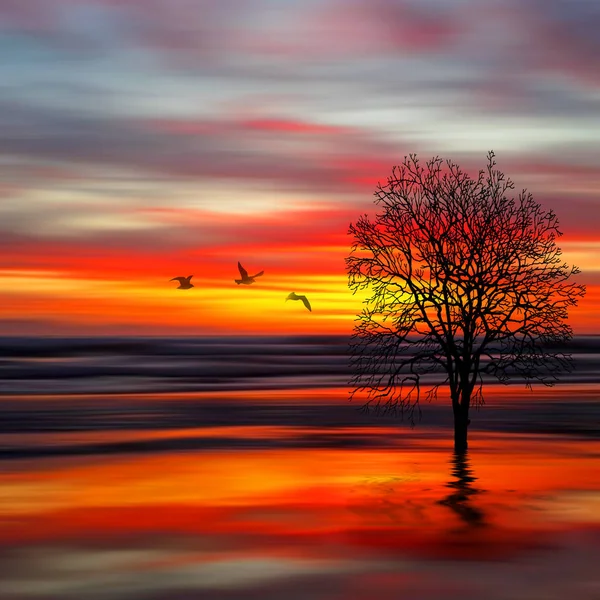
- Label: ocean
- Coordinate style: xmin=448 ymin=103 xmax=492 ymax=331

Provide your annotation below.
xmin=1 ymin=336 xmax=599 ymax=599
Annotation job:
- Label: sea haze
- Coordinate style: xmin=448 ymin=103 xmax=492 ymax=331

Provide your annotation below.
xmin=2 ymin=335 xmax=600 ymax=395
xmin=1 ymin=335 xmax=599 ymax=461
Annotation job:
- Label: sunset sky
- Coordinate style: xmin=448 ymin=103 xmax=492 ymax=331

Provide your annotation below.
xmin=1 ymin=0 xmax=599 ymax=335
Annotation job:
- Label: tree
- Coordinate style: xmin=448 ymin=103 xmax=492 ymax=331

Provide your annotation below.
xmin=346 ymin=152 xmax=585 ymax=452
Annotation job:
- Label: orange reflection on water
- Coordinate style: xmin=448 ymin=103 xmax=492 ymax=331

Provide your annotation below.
xmin=2 ymin=434 xmax=599 ymax=534
xmin=1 ymin=431 xmax=599 ymax=599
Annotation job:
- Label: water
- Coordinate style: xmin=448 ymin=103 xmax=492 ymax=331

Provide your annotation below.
xmin=1 ymin=337 xmax=599 ymax=599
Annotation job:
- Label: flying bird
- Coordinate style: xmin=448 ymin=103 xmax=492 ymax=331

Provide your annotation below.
xmin=235 ymin=262 xmax=264 ymax=285
xmin=170 ymin=275 xmax=194 ymax=289
xmin=286 ymin=292 xmax=312 ymax=312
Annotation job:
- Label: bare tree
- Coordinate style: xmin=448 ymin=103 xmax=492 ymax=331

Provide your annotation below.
xmin=346 ymin=152 xmax=585 ymax=452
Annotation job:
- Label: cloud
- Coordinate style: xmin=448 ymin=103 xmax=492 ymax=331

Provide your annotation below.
xmin=0 ymin=0 xmax=598 ymax=334
xmin=523 ymin=0 xmax=600 ymax=86
xmin=0 ymin=98 xmax=405 ymax=248
xmin=239 ymin=118 xmax=350 ymax=136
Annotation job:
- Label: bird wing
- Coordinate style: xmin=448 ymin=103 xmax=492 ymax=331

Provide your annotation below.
xmin=170 ymin=277 xmax=185 ymax=283
xmin=238 ymin=262 xmax=248 ymax=279
xmin=251 ymin=270 xmax=264 ymax=278
xmin=300 ymin=295 xmax=312 ymax=312
xmin=187 ymin=275 xmax=193 ymax=281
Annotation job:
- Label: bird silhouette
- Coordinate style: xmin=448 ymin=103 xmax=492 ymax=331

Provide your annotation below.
xmin=170 ymin=275 xmax=194 ymax=289
xmin=235 ymin=262 xmax=264 ymax=285
xmin=286 ymin=292 xmax=311 ymax=312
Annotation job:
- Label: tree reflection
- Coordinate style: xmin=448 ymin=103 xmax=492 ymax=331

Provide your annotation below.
xmin=438 ymin=450 xmax=485 ymax=528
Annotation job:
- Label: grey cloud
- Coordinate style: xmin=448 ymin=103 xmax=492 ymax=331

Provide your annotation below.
xmin=0 ymin=98 xmax=401 ymax=195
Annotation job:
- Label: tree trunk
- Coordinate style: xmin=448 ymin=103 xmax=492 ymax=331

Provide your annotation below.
xmin=454 ymin=412 xmax=469 ymax=452
xmin=453 ymin=387 xmax=471 ymax=453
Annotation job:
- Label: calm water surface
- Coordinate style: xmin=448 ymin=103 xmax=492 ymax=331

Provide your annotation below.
xmin=1 ymin=338 xmax=599 ymax=599
xmin=2 ymin=407 xmax=600 ymax=599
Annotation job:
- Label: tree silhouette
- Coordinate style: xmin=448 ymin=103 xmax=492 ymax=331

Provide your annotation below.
xmin=346 ymin=152 xmax=585 ymax=452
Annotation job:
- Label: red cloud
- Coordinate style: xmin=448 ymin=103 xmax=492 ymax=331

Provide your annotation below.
xmin=240 ymin=118 xmax=349 ymax=135
xmin=148 ymin=117 xmax=350 ymax=137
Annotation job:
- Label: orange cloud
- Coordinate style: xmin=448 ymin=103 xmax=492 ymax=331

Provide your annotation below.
xmin=0 ymin=191 xmax=596 ymax=335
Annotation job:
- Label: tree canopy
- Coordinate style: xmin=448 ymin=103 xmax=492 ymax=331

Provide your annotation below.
xmin=346 ymin=152 xmax=585 ymax=450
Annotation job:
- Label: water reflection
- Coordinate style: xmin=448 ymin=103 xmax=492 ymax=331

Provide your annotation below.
xmin=2 ymin=438 xmax=600 ymax=599
xmin=438 ymin=451 xmax=485 ymax=529
xmin=347 ymin=466 xmax=426 ymax=526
